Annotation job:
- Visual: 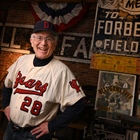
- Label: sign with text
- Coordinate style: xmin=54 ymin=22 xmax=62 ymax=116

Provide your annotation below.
xmin=91 ymin=0 xmax=140 ymax=57
xmin=90 ymin=53 xmax=140 ymax=75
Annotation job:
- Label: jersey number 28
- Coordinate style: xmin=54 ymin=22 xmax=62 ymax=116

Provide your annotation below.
xmin=20 ymin=96 xmax=42 ymax=116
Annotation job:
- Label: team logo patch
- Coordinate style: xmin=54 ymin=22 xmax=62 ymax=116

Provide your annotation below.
xmin=69 ymin=79 xmax=81 ymax=93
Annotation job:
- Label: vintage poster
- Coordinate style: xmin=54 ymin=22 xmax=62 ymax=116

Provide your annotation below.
xmin=95 ymin=71 xmax=136 ymax=119
xmin=90 ymin=0 xmax=140 ymax=57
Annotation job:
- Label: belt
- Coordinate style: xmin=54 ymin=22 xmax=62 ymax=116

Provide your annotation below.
xmin=10 ymin=121 xmax=35 ymax=131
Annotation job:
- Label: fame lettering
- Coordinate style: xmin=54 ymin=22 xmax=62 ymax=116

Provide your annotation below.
xmin=13 ymin=71 xmax=48 ymax=96
xmin=69 ymin=79 xmax=81 ymax=93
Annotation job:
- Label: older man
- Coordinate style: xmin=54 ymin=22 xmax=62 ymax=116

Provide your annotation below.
xmin=2 ymin=21 xmax=85 ymax=140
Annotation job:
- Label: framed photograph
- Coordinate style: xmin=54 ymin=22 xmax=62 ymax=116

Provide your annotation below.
xmin=95 ymin=71 xmax=136 ymax=119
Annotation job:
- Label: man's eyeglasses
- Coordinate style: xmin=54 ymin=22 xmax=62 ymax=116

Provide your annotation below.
xmin=32 ymin=36 xmax=54 ymax=43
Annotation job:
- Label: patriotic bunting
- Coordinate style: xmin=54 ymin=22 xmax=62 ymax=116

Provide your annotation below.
xmin=30 ymin=2 xmax=89 ymax=32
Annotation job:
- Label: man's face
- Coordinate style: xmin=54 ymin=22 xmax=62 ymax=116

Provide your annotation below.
xmin=30 ymin=31 xmax=57 ymax=59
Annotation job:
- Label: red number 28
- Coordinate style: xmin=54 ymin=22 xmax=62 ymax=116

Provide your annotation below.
xmin=20 ymin=96 xmax=42 ymax=116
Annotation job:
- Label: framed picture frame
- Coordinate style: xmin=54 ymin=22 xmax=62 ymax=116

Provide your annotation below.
xmin=95 ymin=71 xmax=136 ymax=119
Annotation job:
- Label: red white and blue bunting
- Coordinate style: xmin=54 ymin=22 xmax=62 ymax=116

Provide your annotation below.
xmin=30 ymin=2 xmax=89 ymax=32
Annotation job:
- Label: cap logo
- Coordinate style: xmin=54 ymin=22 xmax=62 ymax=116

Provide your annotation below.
xmin=44 ymin=22 xmax=49 ymax=29
xmin=33 ymin=21 xmax=56 ymax=33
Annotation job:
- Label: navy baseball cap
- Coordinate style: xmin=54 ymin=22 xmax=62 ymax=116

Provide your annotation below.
xmin=33 ymin=21 xmax=57 ymax=35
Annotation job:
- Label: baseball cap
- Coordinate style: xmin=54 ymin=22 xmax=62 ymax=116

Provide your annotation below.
xmin=33 ymin=21 xmax=57 ymax=35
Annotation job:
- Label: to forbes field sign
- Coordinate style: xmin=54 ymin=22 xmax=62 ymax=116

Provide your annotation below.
xmin=91 ymin=0 xmax=140 ymax=57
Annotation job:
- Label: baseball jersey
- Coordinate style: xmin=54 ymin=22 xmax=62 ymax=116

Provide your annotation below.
xmin=4 ymin=54 xmax=85 ymax=127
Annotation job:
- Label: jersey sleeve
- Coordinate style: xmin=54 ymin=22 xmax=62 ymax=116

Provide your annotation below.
xmin=54 ymin=67 xmax=85 ymax=112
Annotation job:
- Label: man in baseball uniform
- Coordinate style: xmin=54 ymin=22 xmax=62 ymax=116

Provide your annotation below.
xmin=2 ymin=21 xmax=86 ymax=140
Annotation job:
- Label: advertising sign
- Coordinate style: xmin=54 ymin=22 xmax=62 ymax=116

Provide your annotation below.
xmin=91 ymin=0 xmax=140 ymax=57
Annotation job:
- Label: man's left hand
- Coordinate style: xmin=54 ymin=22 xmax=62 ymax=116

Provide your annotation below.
xmin=31 ymin=121 xmax=49 ymax=138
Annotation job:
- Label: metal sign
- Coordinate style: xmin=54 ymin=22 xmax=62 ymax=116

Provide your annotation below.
xmin=90 ymin=0 xmax=140 ymax=57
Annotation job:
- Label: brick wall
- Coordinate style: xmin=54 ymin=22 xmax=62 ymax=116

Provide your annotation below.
xmin=0 ymin=51 xmax=23 ymax=88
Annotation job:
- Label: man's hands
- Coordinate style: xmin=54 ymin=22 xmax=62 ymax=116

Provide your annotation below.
xmin=4 ymin=106 xmax=10 ymax=121
xmin=31 ymin=121 xmax=49 ymax=138
xmin=4 ymin=106 xmax=49 ymax=138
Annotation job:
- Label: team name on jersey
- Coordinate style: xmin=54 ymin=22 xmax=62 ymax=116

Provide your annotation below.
xmin=13 ymin=71 xmax=48 ymax=96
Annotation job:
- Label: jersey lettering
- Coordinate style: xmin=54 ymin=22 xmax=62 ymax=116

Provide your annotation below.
xmin=20 ymin=96 xmax=32 ymax=112
xmin=31 ymin=101 xmax=42 ymax=116
xmin=69 ymin=79 xmax=81 ymax=93
xmin=13 ymin=71 xmax=48 ymax=96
